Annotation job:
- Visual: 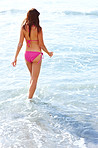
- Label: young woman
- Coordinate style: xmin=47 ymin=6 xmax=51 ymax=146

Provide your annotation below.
xmin=12 ymin=8 xmax=53 ymax=99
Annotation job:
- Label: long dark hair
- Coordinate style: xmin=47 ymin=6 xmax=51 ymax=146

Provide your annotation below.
xmin=22 ymin=8 xmax=41 ymax=37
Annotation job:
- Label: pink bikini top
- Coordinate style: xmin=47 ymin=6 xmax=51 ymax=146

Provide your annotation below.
xmin=27 ymin=40 xmax=38 ymax=47
xmin=27 ymin=25 xmax=38 ymax=47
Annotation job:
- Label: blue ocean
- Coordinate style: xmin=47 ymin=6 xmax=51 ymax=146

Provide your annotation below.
xmin=0 ymin=0 xmax=98 ymax=147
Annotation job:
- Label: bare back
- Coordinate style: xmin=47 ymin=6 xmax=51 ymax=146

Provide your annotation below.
xmin=23 ymin=25 xmax=41 ymax=52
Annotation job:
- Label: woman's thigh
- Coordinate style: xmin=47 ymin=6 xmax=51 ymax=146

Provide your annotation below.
xmin=25 ymin=60 xmax=32 ymax=75
xmin=31 ymin=61 xmax=41 ymax=81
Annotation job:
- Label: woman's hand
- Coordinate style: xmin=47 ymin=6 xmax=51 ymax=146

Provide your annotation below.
xmin=12 ymin=59 xmax=17 ymax=67
xmin=48 ymin=52 xmax=53 ymax=57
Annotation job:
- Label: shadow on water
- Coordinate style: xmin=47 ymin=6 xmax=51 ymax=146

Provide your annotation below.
xmin=50 ymin=111 xmax=98 ymax=145
xmin=30 ymin=98 xmax=98 ymax=146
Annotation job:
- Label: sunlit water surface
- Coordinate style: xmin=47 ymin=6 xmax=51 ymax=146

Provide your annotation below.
xmin=0 ymin=0 xmax=98 ymax=147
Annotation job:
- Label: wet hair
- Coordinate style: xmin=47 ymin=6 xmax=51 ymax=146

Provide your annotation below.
xmin=22 ymin=8 xmax=41 ymax=37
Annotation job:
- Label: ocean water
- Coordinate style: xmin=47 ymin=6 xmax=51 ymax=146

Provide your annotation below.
xmin=0 ymin=0 xmax=98 ymax=148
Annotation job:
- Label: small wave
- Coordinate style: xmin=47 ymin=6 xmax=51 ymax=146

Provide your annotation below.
xmin=0 ymin=9 xmax=26 ymax=15
xmin=63 ymin=10 xmax=98 ymax=16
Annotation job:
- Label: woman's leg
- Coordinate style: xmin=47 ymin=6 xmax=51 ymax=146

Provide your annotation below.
xmin=25 ymin=60 xmax=32 ymax=83
xmin=28 ymin=61 xmax=41 ymax=99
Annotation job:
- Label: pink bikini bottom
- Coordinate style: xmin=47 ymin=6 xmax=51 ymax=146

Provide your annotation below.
xmin=25 ymin=51 xmax=43 ymax=64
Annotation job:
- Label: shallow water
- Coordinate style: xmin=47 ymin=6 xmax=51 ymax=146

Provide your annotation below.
xmin=0 ymin=0 xmax=98 ymax=148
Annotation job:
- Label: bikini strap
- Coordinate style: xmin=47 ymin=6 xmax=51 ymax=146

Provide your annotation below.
xmin=37 ymin=53 xmax=43 ymax=64
xmin=27 ymin=40 xmax=38 ymax=47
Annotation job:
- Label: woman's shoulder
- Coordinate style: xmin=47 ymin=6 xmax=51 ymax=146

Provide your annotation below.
xmin=22 ymin=24 xmax=29 ymax=35
xmin=22 ymin=24 xmax=26 ymax=31
xmin=38 ymin=26 xmax=42 ymax=33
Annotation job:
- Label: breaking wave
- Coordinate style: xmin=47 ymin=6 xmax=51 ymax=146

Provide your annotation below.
xmin=63 ymin=10 xmax=98 ymax=16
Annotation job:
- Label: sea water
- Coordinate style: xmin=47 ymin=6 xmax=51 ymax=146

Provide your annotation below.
xmin=0 ymin=0 xmax=98 ymax=147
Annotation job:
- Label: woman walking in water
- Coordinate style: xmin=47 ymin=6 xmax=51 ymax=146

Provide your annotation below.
xmin=12 ymin=8 xmax=53 ymax=99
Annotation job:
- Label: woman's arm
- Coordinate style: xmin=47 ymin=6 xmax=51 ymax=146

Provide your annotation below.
xmin=12 ymin=27 xmax=24 ymax=67
xmin=38 ymin=28 xmax=53 ymax=57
